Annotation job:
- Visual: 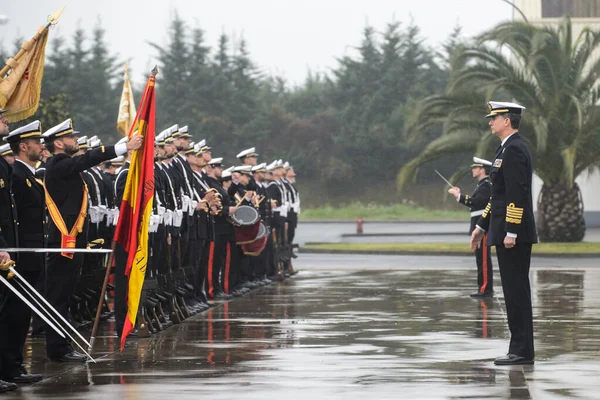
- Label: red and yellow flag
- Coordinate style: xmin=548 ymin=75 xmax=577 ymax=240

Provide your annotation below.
xmin=113 ymin=70 xmax=156 ymax=350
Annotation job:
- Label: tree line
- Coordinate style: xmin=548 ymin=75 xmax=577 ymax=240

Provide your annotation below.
xmin=1 ymin=14 xmax=461 ymax=199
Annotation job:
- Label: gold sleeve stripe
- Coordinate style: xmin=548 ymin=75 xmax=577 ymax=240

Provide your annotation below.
xmin=482 ymin=202 xmax=492 ymax=218
xmin=506 ymin=217 xmax=522 ymax=224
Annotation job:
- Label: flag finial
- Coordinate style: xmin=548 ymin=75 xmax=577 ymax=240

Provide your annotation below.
xmin=48 ymin=6 xmax=66 ymax=25
xmin=151 ymin=65 xmax=158 ymax=77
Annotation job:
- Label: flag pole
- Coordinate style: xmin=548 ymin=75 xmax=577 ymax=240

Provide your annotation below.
xmin=88 ymin=239 xmax=117 ymax=352
xmin=0 ymin=6 xmax=65 ymax=79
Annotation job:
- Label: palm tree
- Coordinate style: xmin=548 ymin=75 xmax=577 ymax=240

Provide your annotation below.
xmin=398 ymin=16 xmax=600 ymax=242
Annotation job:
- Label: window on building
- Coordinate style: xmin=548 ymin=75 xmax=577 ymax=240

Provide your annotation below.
xmin=542 ymin=0 xmax=600 ymax=18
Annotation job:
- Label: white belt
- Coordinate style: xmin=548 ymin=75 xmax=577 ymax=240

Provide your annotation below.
xmin=470 ymin=210 xmax=484 ymax=217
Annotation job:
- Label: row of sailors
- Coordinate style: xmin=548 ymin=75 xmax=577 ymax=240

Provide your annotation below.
xmin=0 ymin=115 xmax=299 ymax=389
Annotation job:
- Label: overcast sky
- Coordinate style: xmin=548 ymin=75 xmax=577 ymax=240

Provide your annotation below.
xmin=1 ymin=0 xmax=514 ymax=85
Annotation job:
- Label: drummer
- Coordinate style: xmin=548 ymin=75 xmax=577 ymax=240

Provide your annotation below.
xmin=205 ymin=157 xmax=236 ymax=300
xmin=230 ymin=165 xmax=261 ymax=292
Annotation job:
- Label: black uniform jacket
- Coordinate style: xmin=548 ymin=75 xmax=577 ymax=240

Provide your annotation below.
xmin=44 ymin=146 xmax=118 ymax=245
xmin=458 ymin=176 xmax=491 ymax=234
xmin=11 ymin=160 xmax=46 ymax=250
xmin=206 ymin=176 xmax=233 ymax=238
xmin=477 ymin=133 xmax=537 ymax=245
xmin=0 ymin=156 xmax=17 ymax=248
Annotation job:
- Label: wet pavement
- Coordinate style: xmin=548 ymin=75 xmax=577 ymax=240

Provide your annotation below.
xmin=6 ymin=254 xmax=600 ymax=399
xmin=296 ymin=221 xmax=600 ymax=245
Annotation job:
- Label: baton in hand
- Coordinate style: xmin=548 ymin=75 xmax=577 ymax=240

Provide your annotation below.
xmin=434 ymin=169 xmax=454 ymax=188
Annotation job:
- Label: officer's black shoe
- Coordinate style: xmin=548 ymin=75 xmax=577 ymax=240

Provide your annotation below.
xmin=214 ymin=293 xmax=233 ymax=300
xmin=0 ymin=379 xmax=17 ymax=392
xmin=494 ymin=353 xmax=534 ymax=365
xmin=4 ymin=373 xmax=43 ymax=383
xmin=470 ymin=291 xmax=493 ymax=298
xmin=49 ymin=351 xmax=87 ymax=363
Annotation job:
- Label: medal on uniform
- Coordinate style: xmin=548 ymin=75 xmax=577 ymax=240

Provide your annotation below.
xmin=493 ymin=159 xmax=503 ymax=168
xmin=0 ymin=179 xmax=4 ymax=188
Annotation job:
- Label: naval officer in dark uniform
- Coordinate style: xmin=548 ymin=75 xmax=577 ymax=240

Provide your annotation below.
xmin=0 ymin=109 xmax=20 ymax=393
xmin=42 ymin=118 xmax=142 ymax=362
xmin=471 ymin=101 xmax=537 ymax=365
xmin=2 ymin=121 xmax=46 ymax=384
xmin=449 ymin=157 xmax=493 ymax=297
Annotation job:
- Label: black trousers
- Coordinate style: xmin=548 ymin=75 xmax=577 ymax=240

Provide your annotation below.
xmin=45 ymin=249 xmax=84 ymax=358
xmin=0 ymin=266 xmax=41 ymax=377
xmin=496 ymin=243 xmax=534 ymax=360
xmin=476 ymin=234 xmax=493 ymax=294
xmin=207 ymin=236 xmax=228 ymax=298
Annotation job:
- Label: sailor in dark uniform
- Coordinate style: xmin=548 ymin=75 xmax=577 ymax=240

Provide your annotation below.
xmin=471 ymin=101 xmax=537 ymax=365
xmin=1 ymin=121 xmax=45 ymax=384
xmin=449 ymin=157 xmax=493 ymax=297
xmin=41 ymin=118 xmax=142 ymax=362
xmin=236 ymin=147 xmax=258 ymax=191
xmin=205 ymin=158 xmax=236 ymax=300
xmin=0 ymin=110 xmax=29 ymax=392
xmin=0 ymin=144 xmax=14 ymax=165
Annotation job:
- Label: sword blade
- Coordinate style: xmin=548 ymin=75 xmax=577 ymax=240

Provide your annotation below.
xmin=434 ymin=169 xmax=454 ymax=188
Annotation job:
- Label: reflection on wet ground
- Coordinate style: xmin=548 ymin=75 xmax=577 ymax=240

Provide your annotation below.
xmin=7 ymin=258 xmax=600 ymax=399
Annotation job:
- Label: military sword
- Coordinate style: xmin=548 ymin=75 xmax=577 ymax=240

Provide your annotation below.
xmin=434 ymin=169 xmax=454 ymax=188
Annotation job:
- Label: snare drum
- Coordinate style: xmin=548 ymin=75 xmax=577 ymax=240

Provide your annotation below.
xmin=233 ymin=207 xmax=261 ymax=244
xmin=242 ymin=222 xmax=269 ymax=255
xmin=230 ymin=205 xmax=259 ymax=226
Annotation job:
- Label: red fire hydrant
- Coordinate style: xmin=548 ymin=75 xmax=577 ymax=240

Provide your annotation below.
xmin=356 ymin=216 xmax=364 ymax=234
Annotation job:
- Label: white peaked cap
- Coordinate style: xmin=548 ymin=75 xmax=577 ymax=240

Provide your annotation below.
xmin=42 ymin=118 xmax=74 ymax=138
xmin=234 ymin=165 xmax=253 ymax=174
xmin=207 ymin=157 xmax=223 ymax=165
xmin=472 ymin=157 xmax=493 ymax=167
xmin=236 ymin=147 xmax=258 ymax=159
xmin=252 ymin=162 xmax=267 ymax=172
xmin=0 ymin=143 xmax=12 ymax=154
xmin=4 ymin=120 xmax=42 ymax=142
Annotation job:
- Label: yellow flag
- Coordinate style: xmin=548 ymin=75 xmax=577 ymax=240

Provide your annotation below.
xmin=0 ymin=26 xmax=49 ymax=122
xmin=116 ymin=63 xmax=136 ymax=136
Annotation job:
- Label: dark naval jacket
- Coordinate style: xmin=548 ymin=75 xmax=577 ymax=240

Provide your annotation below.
xmin=0 ymin=156 xmax=17 ymax=249
xmin=44 ymin=146 xmax=118 ymax=246
xmin=11 ymin=160 xmax=47 ymax=257
xmin=458 ymin=176 xmax=492 ymax=234
xmin=477 ymin=133 xmax=537 ymax=246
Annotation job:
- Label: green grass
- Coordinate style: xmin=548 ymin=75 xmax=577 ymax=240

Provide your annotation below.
xmin=300 ymin=202 xmax=465 ymax=220
xmin=304 ymin=242 xmax=600 ymax=255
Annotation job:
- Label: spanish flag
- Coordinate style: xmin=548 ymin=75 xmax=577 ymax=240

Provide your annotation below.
xmin=113 ymin=69 xmax=156 ymax=350
xmin=116 ymin=63 xmax=136 ymax=136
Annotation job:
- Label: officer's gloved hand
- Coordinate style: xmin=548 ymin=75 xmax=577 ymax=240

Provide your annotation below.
xmin=0 ymin=256 xmax=14 ymax=278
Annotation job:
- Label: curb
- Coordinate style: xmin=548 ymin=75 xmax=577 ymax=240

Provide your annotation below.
xmin=299 ymin=219 xmax=465 ymax=224
xmin=299 ymin=247 xmax=600 ymax=259
xmin=341 ymin=232 xmax=467 ymax=237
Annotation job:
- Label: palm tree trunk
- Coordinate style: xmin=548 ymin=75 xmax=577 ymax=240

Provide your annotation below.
xmin=536 ymin=183 xmax=586 ymax=242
